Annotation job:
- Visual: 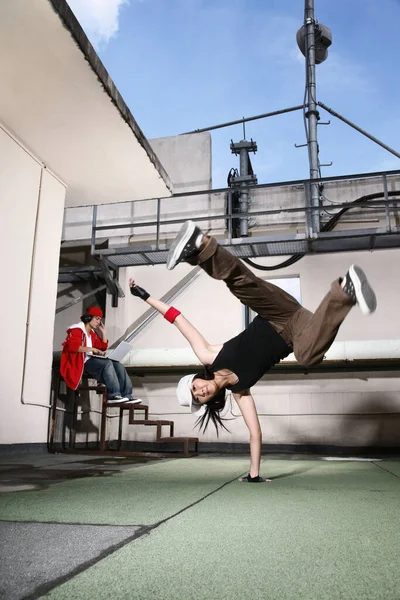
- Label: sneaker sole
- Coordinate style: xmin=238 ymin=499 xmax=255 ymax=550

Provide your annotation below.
xmin=349 ymin=265 xmax=377 ymax=315
xmin=166 ymin=221 xmax=196 ymax=270
xmin=107 ymin=398 xmax=141 ymax=404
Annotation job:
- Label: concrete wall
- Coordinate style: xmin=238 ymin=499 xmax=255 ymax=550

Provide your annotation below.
xmin=62 ymin=132 xmax=212 ymax=244
xmin=62 ymin=169 xmax=400 ymax=245
xmin=113 ymin=371 xmax=400 ymax=449
xmin=0 ymin=125 xmax=66 ymax=444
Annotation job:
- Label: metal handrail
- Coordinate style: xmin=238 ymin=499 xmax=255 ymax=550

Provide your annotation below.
xmin=86 ymin=169 xmax=400 ymax=258
xmin=92 ymin=198 xmax=400 ymax=233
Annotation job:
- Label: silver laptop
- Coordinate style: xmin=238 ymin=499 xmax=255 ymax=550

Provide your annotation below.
xmin=89 ymin=341 xmax=132 ymax=362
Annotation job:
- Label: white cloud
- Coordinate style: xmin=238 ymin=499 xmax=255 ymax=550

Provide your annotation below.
xmin=67 ymin=0 xmax=129 ymax=48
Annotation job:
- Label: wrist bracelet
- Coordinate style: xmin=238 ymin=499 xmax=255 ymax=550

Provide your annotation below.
xmin=164 ymin=307 xmax=181 ymax=324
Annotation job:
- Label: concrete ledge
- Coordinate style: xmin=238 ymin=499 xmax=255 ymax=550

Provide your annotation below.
xmin=0 ymin=444 xmax=48 ymax=456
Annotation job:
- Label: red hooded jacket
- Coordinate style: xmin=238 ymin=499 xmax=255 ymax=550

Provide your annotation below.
xmin=60 ymin=322 xmax=108 ymax=390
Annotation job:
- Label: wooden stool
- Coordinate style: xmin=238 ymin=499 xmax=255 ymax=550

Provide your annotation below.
xmin=75 ymin=384 xmax=107 ymax=450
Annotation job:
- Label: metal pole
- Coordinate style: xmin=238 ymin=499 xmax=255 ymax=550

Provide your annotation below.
xmin=227 ymin=191 xmax=233 ymax=242
xmin=305 ymin=0 xmax=320 ymax=233
xmin=182 ymin=105 xmax=304 ymax=135
xmin=156 ymin=198 xmax=161 ymax=249
xmin=318 ymin=101 xmax=400 ymax=160
xmin=239 ymin=145 xmax=249 ymax=236
xmin=382 ymin=174 xmax=392 ymax=232
xmin=91 ymin=205 xmax=98 ymax=255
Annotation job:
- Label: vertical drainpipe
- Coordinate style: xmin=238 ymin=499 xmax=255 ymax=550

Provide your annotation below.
xmin=239 ymin=145 xmax=249 ymax=236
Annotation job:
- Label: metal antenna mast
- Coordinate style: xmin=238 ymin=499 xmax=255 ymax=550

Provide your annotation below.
xmin=304 ymin=0 xmax=320 ymax=232
xmin=297 ymin=0 xmax=332 ymax=233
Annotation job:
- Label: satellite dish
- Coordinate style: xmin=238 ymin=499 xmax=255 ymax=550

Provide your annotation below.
xmin=296 ymin=23 xmax=332 ymax=64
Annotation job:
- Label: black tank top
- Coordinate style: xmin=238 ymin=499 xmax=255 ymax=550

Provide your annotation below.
xmin=210 ymin=316 xmax=291 ymax=393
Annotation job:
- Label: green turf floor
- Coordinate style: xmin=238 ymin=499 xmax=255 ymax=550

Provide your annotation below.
xmin=1 ymin=456 xmax=400 ymax=599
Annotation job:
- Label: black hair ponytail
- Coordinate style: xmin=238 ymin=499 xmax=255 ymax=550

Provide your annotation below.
xmin=192 ymin=366 xmax=230 ymax=436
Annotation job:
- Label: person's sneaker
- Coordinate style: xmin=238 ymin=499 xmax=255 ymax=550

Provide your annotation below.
xmin=107 ymin=396 xmax=142 ymax=405
xmin=166 ymin=220 xmax=204 ymax=270
xmin=122 ymin=397 xmax=142 ymax=405
xmin=341 ymin=265 xmax=377 ymax=315
xmin=107 ymin=395 xmax=124 ymax=403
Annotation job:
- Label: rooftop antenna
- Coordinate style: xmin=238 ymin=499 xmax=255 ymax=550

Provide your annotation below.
xmin=297 ymin=0 xmax=332 ymax=233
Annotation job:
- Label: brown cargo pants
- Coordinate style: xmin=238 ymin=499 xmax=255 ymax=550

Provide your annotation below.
xmin=188 ymin=237 xmax=354 ymax=366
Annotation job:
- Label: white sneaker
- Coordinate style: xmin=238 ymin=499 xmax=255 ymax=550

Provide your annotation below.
xmin=107 ymin=397 xmax=142 ymax=405
xmin=341 ymin=265 xmax=377 ymax=315
xmin=166 ymin=221 xmax=204 ymax=270
xmin=107 ymin=395 xmax=124 ymax=403
xmin=121 ymin=397 xmax=142 ymax=405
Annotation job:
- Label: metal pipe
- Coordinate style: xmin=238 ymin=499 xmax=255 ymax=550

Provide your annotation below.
xmin=383 ymin=174 xmax=392 ymax=232
xmin=21 ymin=169 xmax=49 ymax=408
xmin=227 ymin=191 xmax=233 ymax=242
xmin=318 ymin=101 xmax=400 ymax=160
xmin=91 ymin=205 xmax=97 ymax=255
xmin=305 ymin=0 xmax=320 ymax=233
xmin=239 ymin=145 xmax=249 ymax=236
xmin=182 ymin=105 xmax=304 ymax=134
xmin=156 ymin=198 xmax=161 ymax=248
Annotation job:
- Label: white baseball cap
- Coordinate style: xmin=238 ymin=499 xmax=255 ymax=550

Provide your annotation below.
xmin=176 ymin=374 xmax=206 ymax=416
xmin=176 ymin=374 xmax=232 ymax=419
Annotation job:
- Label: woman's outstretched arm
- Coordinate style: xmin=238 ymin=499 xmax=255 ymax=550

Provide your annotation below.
xmin=129 ymin=279 xmax=218 ymax=365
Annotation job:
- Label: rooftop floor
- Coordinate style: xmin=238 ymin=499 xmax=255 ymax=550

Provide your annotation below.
xmin=1 ymin=452 xmax=399 ymax=599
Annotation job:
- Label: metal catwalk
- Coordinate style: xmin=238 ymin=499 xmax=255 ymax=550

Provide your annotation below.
xmin=88 ymin=169 xmax=400 ymax=269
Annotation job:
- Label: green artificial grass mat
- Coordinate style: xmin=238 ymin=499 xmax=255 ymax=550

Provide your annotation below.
xmin=0 ymin=457 xmax=252 ymax=525
xmin=41 ymin=459 xmax=400 ymax=600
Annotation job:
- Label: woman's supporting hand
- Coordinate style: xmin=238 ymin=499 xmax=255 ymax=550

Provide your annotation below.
xmin=129 ymin=278 xmax=150 ymax=301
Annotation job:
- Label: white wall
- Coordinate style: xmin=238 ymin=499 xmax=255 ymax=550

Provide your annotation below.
xmin=0 ymin=0 xmax=171 ymax=207
xmin=115 ymin=372 xmax=400 ymax=449
xmin=0 ymin=125 xmax=66 ymax=444
xmin=107 ymin=247 xmax=400 ymax=348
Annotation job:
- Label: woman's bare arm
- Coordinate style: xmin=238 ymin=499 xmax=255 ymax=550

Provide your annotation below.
xmin=233 ymin=391 xmax=263 ymax=478
xmin=146 ymin=296 xmax=217 ymax=364
xmin=129 ymin=279 xmax=218 ymax=364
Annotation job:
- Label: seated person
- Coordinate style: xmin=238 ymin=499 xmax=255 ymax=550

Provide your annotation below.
xmin=60 ymin=306 xmax=140 ymax=404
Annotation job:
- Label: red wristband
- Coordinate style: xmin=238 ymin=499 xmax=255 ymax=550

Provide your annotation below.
xmin=164 ymin=307 xmax=181 ymax=324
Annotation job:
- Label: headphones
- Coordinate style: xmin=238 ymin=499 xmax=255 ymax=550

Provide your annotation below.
xmin=81 ymin=314 xmax=93 ymax=324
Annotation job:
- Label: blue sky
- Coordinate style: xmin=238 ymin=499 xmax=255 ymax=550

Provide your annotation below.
xmin=68 ymin=0 xmax=400 ymax=188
